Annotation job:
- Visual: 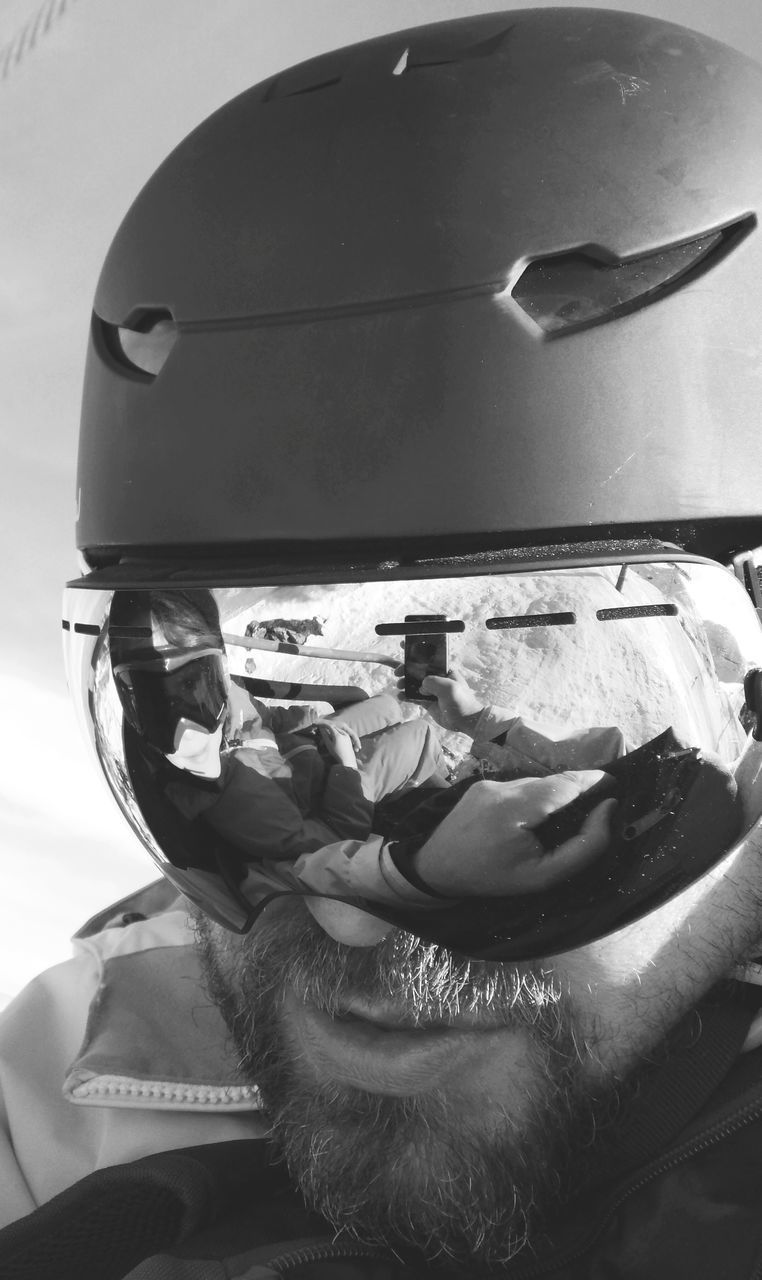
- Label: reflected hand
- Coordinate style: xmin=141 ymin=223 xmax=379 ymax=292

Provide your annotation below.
xmin=419 ymin=668 xmax=482 ymax=730
xmin=411 ymin=769 xmax=617 ymax=896
xmin=315 ymin=721 xmax=360 ymax=768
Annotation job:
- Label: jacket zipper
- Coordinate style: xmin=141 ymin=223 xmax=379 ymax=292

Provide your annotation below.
xmin=508 ymin=1093 xmax=762 ymax=1279
xmin=244 ymin=1237 xmax=388 ymax=1276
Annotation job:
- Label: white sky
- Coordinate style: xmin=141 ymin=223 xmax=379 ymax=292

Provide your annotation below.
xmin=2 ymin=0 xmax=762 ymax=1001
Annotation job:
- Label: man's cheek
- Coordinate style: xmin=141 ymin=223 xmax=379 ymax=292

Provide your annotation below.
xmin=546 ymin=845 xmax=762 ymax=1075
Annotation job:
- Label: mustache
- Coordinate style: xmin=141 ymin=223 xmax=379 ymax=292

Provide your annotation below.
xmin=197 ymin=899 xmax=569 ymax=1037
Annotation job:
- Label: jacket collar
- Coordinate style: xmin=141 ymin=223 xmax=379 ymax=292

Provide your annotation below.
xmin=66 ymin=884 xmax=262 ymax=1115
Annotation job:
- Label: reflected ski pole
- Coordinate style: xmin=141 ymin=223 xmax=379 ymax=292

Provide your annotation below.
xmin=222 ymin=631 xmax=399 ymax=669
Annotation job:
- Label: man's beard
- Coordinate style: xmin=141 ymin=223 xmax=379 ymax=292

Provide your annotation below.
xmin=194 ymin=902 xmax=631 ymax=1268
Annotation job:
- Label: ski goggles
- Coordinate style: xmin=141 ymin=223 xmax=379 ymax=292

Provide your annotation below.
xmin=63 ymin=553 xmax=762 ymax=959
xmin=112 ymin=651 xmax=229 ymax=755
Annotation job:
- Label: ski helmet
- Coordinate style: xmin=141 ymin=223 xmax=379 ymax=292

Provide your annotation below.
xmin=64 ymin=9 xmax=762 ymax=956
xmin=76 ymin=6 xmax=762 ymax=568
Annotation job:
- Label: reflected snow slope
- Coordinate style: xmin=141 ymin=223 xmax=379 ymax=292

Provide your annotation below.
xmin=220 ymin=565 xmax=751 ymax=763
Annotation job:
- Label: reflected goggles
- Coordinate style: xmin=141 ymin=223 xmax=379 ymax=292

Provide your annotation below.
xmin=62 ymin=555 xmax=762 ymax=960
xmin=112 ymin=651 xmax=229 ymax=755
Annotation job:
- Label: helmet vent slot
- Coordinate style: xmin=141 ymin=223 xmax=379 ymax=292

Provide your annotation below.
xmin=402 ymin=27 xmax=515 ymax=70
xmin=511 ymin=214 xmax=756 ymax=336
xmin=98 ymin=309 xmax=178 ymax=379
xmin=268 ymin=74 xmax=342 ymax=100
xmin=264 ymin=25 xmax=513 ymax=98
xmin=262 ymin=56 xmax=344 ymax=101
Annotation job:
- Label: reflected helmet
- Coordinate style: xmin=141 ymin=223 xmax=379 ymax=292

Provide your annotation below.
xmin=66 ymin=9 xmax=762 ymax=958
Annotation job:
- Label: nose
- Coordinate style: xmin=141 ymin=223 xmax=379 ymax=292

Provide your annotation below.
xmin=305 ymin=897 xmax=393 ymax=947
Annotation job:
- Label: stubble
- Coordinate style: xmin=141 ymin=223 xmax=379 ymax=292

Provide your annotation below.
xmin=194 ymin=902 xmax=630 ymax=1267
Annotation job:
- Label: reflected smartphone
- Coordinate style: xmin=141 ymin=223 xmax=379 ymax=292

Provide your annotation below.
xmin=403 ymin=614 xmax=448 ymax=701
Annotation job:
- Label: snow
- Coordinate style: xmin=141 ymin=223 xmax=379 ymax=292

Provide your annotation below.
xmin=218 ymin=563 xmax=756 ymax=766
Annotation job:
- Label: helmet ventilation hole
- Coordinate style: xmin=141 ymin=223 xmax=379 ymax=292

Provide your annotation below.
xmin=99 ymin=309 xmax=178 ymax=378
xmin=511 ymin=215 xmax=756 ymax=336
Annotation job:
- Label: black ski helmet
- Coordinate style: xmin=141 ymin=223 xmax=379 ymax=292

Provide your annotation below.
xmin=76 ymin=7 xmax=762 ymax=575
xmin=64 ymin=10 xmax=762 ymax=955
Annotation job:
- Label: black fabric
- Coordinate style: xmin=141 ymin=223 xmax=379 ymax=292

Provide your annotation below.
xmin=0 ymin=1140 xmax=279 ymax=1280
xmin=378 ymin=776 xmax=481 ymax=896
xmin=535 ymin=727 xmax=740 ymax=871
xmin=586 ymin=982 xmax=762 ymax=1179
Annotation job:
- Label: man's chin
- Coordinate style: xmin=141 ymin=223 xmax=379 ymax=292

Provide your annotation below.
xmin=260 ymin=1068 xmax=550 ymax=1264
xmin=194 ymin=901 xmax=619 ymax=1267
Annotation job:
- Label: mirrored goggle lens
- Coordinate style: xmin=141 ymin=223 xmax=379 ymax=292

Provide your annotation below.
xmin=63 ymin=561 xmax=762 ymax=959
xmin=116 ymin=655 xmax=228 ymax=754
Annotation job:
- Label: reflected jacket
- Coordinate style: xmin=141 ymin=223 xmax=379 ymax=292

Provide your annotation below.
xmin=230 ymin=709 xmax=627 ymax=909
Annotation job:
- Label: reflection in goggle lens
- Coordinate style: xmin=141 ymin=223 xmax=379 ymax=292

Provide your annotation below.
xmin=63 ymin=562 xmax=762 ymax=958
